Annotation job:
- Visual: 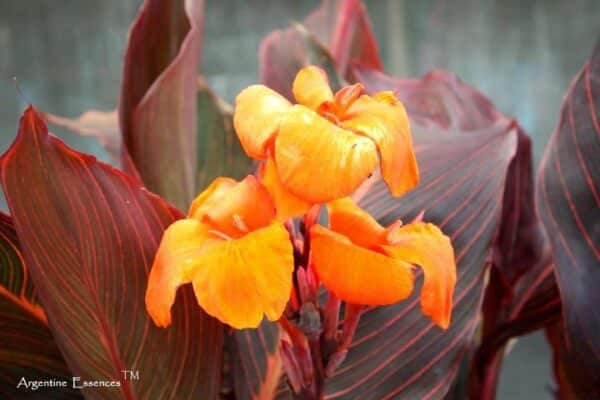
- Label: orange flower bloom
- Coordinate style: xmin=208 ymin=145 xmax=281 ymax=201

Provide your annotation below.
xmin=145 ymin=176 xmax=294 ymax=329
xmin=309 ymin=198 xmax=456 ymax=329
xmin=234 ymin=66 xmax=419 ymax=218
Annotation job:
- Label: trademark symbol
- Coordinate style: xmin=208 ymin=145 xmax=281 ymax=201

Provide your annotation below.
xmin=121 ymin=370 xmax=140 ymax=380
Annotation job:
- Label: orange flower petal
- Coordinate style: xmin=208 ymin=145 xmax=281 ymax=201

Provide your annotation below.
xmin=342 ymin=92 xmax=419 ymax=197
xmin=383 ymin=222 xmax=456 ymax=329
xmin=188 ymin=175 xmax=276 ymax=237
xmin=333 ymin=83 xmax=364 ymax=114
xmin=191 ymin=222 xmax=294 ymax=329
xmin=234 ymin=85 xmax=291 ymax=159
xmin=327 ymin=197 xmax=387 ymax=249
xmin=145 ymin=219 xmax=220 ymax=327
xmin=275 ymin=105 xmax=378 ymax=203
xmin=292 ymin=66 xmax=334 ymax=110
xmin=258 ymin=157 xmax=311 ymax=220
xmin=310 ymin=225 xmax=414 ymax=305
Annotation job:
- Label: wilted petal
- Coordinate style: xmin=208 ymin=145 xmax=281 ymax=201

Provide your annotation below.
xmin=310 ymin=225 xmax=414 ymax=305
xmin=383 ymin=222 xmax=456 ymax=329
xmin=234 ymin=85 xmax=292 ymax=159
xmin=189 ymin=175 xmax=276 ymax=237
xmin=327 ymin=197 xmax=387 ymax=249
xmin=342 ymin=92 xmax=419 ymax=197
xmin=292 ymin=66 xmax=334 ymax=110
xmin=191 ymin=223 xmax=294 ymax=329
xmin=145 ymin=219 xmax=220 ymax=327
xmin=275 ymin=105 xmax=378 ymax=203
xmin=258 ymin=157 xmax=311 ymax=220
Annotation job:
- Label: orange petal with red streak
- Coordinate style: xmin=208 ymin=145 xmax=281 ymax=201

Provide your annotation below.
xmin=310 ymin=225 xmax=414 ymax=305
xmin=258 ymin=157 xmax=311 ymax=220
xmin=191 ymin=222 xmax=294 ymax=329
xmin=383 ymin=222 xmax=456 ymax=329
xmin=275 ymin=105 xmax=378 ymax=203
xmin=145 ymin=218 xmax=220 ymax=327
xmin=292 ymin=66 xmax=334 ymax=110
xmin=234 ymin=85 xmax=291 ymax=159
xmin=188 ymin=175 xmax=276 ymax=237
xmin=342 ymin=92 xmax=419 ymax=197
xmin=334 ymin=83 xmax=364 ymax=114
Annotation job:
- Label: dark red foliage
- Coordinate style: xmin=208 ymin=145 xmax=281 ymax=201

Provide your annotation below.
xmin=0 ymin=107 xmax=223 ymax=399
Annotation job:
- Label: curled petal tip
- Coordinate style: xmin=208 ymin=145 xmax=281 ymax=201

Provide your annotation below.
xmin=146 ymin=301 xmax=172 ymax=328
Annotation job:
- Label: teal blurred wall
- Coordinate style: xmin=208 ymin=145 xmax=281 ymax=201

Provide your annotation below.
xmin=2 ymin=0 xmax=598 ymax=164
xmin=0 ymin=1 xmax=598 ymax=398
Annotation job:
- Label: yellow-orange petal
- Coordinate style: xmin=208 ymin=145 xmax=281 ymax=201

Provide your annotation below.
xmin=383 ymin=222 xmax=456 ymax=329
xmin=145 ymin=219 xmax=220 ymax=327
xmin=292 ymin=66 xmax=334 ymax=111
xmin=191 ymin=222 xmax=294 ymax=329
xmin=327 ymin=197 xmax=386 ymax=249
xmin=188 ymin=175 xmax=276 ymax=238
xmin=275 ymin=105 xmax=378 ymax=203
xmin=342 ymin=92 xmax=419 ymax=197
xmin=234 ymin=85 xmax=292 ymax=159
xmin=310 ymin=225 xmax=414 ymax=305
xmin=258 ymin=157 xmax=311 ymax=220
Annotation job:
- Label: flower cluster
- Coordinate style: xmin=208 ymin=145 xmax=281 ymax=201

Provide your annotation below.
xmin=145 ymin=66 xmax=456 ymax=331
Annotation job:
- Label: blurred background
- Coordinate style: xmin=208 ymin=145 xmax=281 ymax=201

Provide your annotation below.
xmin=0 ymin=0 xmax=598 ymax=398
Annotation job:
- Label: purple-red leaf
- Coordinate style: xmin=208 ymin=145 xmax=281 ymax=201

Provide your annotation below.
xmin=536 ymin=42 xmax=600 ymax=396
xmin=304 ymin=0 xmax=382 ymax=79
xmin=469 ymin=128 xmax=561 ymax=398
xmin=259 ymin=0 xmax=381 ymax=100
xmin=0 ymin=107 xmax=223 ymax=399
xmin=119 ymin=0 xmax=203 ymax=210
xmin=229 ymin=321 xmax=283 ymax=400
xmin=0 ymin=212 xmax=82 ymax=399
xmin=315 ymin=67 xmax=520 ymax=399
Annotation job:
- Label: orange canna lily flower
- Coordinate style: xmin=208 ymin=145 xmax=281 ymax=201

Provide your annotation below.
xmin=234 ymin=65 xmax=419 ymax=218
xmin=309 ymin=198 xmax=456 ymax=329
xmin=145 ymin=175 xmax=294 ymax=329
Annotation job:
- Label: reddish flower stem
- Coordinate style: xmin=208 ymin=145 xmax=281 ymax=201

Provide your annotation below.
xmin=322 ymin=293 xmax=341 ymax=356
xmin=339 ymin=303 xmax=363 ymax=350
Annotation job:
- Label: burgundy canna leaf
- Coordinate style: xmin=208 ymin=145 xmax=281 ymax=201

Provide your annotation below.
xmin=472 ymin=252 xmax=560 ymax=399
xmin=119 ymin=0 xmax=203 ymax=210
xmin=228 ymin=321 xmax=283 ymax=400
xmin=259 ymin=0 xmax=381 ymax=100
xmin=0 ymin=212 xmax=82 ymax=399
xmin=0 ymin=107 xmax=223 ymax=399
xmin=470 ymin=127 xmax=562 ymax=398
xmin=536 ymin=42 xmax=600 ymax=396
xmin=303 ymin=0 xmax=383 ymax=79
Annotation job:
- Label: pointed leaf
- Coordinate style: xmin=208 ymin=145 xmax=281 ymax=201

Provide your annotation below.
xmin=260 ymin=23 xmax=342 ymax=101
xmin=304 ymin=0 xmax=383 ymax=79
xmin=259 ymin=0 xmax=381 ymax=100
xmin=536 ymin=42 xmax=600 ymax=395
xmin=119 ymin=0 xmax=203 ymax=209
xmin=0 ymin=212 xmax=82 ymax=399
xmin=0 ymin=107 xmax=224 ymax=399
